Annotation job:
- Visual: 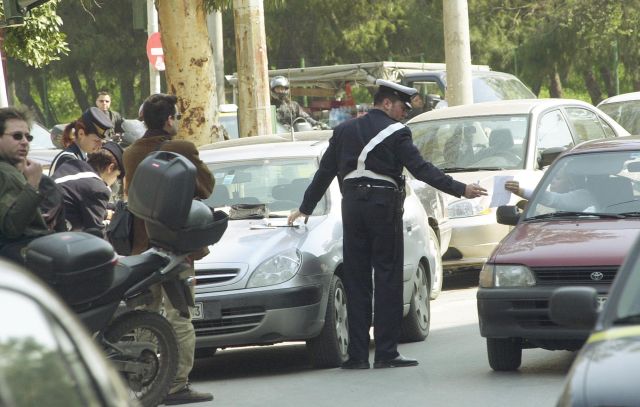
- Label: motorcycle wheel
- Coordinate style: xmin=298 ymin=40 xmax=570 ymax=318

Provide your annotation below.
xmin=104 ymin=310 xmax=179 ymax=407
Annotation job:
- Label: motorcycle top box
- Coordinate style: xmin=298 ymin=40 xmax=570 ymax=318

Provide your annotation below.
xmin=128 ymin=151 xmax=228 ymax=253
xmin=25 ymin=232 xmax=116 ymax=306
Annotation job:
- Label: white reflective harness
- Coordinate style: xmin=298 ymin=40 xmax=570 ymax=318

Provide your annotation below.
xmin=343 ymin=122 xmax=404 ymax=187
xmin=54 ymin=171 xmax=102 ymax=184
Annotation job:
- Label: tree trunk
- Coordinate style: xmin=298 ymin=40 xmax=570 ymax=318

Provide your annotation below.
xmin=233 ymin=0 xmax=272 ymax=137
xmin=156 ymin=0 xmax=223 ymax=146
xmin=599 ymin=66 xmax=615 ymax=97
xmin=68 ymin=72 xmax=90 ymax=112
xmin=549 ymin=69 xmax=563 ymax=98
xmin=582 ymin=68 xmax=602 ymax=105
xmin=119 ymin=68 xmax=136 ymax=118
xmin=14 ymin=78 xmax=45 ymax=124
xmin=531 ymin=78 xmax=542 ymax=97
xmin=84 ymin=68 xmax=98 ymax=106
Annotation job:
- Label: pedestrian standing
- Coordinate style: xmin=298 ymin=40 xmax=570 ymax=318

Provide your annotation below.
xmin=0 ymin=107 xmax=50 ymax=264
xmin=49 ymin=107 xmax=112 ymax=176
xmin=123 ymin=93 xmax=214 ymax=405
xmin=96 ymin=90 xmax=125 ymax=135
xmin=288 ymin=79 xmax=487 ymax=369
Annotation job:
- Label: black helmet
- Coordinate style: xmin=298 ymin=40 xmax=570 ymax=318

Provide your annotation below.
xmin=185 ymin=200 xmax=214 ymax=228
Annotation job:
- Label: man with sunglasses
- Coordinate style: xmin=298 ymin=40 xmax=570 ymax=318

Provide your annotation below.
xmin=123 ymin=93 xmax=214 ymax=405
xmin=0 ymin=107 xmax=51 ymax=264
xmin=288 ymin=80 xmax=487 ymax=370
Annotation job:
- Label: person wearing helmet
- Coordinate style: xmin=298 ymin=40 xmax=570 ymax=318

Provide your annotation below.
xmin=270 ymin=75 xmax=324 ymax=129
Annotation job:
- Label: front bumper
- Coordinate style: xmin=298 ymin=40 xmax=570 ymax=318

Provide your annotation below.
xmin=193 ymin=283 xmax=326 ymax=349
xmin=477 ymin=286 xmax=608 ymax=344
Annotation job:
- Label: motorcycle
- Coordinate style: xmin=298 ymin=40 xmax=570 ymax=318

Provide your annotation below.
xmin=25 ymin=151 xmax=228 ymax=407
xmin=276 ymin=116 xmax=331 ymax=133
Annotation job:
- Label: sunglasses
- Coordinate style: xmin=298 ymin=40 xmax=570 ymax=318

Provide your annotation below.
xmin=173 ymin=113 xmax=182 ymax=120
xmin=4 ymin=132 xmax=33 ymax=142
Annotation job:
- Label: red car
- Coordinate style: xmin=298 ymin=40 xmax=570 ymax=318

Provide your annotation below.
xmin=477 ymin=137 xmax=640 ymax=371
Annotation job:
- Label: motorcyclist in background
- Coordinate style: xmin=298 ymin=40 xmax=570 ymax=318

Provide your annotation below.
xmin=270 ymin=76 xmax=328 ymax=130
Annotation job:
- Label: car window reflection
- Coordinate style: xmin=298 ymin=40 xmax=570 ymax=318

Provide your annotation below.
xmin=0 ymin=290 xmax=101 ymax=407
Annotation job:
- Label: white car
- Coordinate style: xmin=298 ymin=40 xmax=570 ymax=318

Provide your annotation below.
xmin=597 ymin=91 xmax=640 ymax=135
xmin=407 ymin=98 xmax=629 ymax=271
xmin=193 ymin=138 xmax=442 ymax=367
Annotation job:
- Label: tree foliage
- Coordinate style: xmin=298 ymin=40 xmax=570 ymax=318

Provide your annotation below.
xmin=1 ymin=0 xmax=68 ymax=68
xmin=10 ymin=0 xmax=640 ymax=128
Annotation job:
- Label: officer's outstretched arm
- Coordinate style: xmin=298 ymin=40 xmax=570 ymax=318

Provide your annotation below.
xmin=288 ymin=209 xmax=310 ymax=225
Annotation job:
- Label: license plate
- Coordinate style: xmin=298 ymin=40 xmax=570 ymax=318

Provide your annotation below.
xmin=597 ymin=295 xmax=608 ymax=311
xmin=191 ymin=301 xmax=221 ymax=320
xmin=192 ymin=302 xmax=204 ymax=320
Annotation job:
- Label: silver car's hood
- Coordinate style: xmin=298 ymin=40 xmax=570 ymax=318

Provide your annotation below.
xmin=196 ymin=217 xmax=321 ymax=267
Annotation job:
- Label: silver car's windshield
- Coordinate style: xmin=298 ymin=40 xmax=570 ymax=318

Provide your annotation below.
xmin=408 ymin=114 xmax=528 ymax=170
xmin=473 ymin=76 xmax=536 ymax=102
xmin=598 ymin=100 xmax=640 ymax=135
xmin=524 ymin=151 xmax=640 ymax=218
xmin=205 ymin=158 xmax=326 ymax=216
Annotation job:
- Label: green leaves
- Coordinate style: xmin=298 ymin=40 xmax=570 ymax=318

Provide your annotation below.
xmin=1 ymin=0 xmax=68 ymax=68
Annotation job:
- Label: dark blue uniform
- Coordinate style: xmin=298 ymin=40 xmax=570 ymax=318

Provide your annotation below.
xmin=49 ymin=143 xmax=86 ymax=176
xmin=299 ymin=108 xmax=465 ymax=363
xmin=52 ymin=160 xmax=111 ymax=237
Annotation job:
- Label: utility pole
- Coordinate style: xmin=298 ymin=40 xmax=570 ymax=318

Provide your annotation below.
xmin=233 ymin=0 xmax=272 ymax=137
xmin=147 ymin=0 xmax=161 ymax=95
xmin=443 ymin=0 xmax=473 ymax=106
xmin=207 ymin=9 xmax=226 ymax=105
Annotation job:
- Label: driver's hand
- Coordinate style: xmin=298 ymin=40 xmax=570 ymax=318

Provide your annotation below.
xmin=464 ymin=183 xmax=487 ymax=199
xmin=288 ymin=209 xmax=309 ymax=225
xmin=504 ymin=180 xmax=522 ymax=195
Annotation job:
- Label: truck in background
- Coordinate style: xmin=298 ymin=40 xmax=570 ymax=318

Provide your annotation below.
xmin=225 ymin=61 xmax=535 ymax=127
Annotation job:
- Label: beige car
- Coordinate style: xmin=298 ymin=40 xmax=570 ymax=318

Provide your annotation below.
xmin=407 ymin=99 xmax=629 ymax=272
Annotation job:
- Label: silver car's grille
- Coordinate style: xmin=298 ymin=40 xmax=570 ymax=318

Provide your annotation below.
xmin=532 ymin=266 xmax=618 ymax=285
xmin=193 ymin=306 xmax=265 ymax=336
xmin=195 ymin=268 xmax=240 ymax=285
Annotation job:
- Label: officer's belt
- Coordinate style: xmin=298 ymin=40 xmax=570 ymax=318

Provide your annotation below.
xmin=344 ymin=183 xmax=398 ymax=191
xmin=343 ymin=121 xmax=405 ymax=188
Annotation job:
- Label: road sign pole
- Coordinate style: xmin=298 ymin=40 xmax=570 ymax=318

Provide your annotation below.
xmin=147 ymin=0 xmax=161 ymax=95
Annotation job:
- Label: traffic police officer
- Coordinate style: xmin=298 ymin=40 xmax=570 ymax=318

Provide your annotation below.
xmin=288 ymin=79 xmax=487 ymax=369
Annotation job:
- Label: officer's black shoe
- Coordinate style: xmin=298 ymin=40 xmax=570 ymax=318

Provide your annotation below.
xmin=341 ymin=358 xmax=370 ymax=369
xmin=373 ymin=354 xmax=419 ymax=369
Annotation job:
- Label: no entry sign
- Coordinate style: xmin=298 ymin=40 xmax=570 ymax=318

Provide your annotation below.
xmin=146 ymin=32 xmax=165 ymax=71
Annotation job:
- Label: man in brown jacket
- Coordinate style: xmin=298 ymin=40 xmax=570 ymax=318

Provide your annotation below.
xmin=123 ymin=93 xmax=214 ymax=405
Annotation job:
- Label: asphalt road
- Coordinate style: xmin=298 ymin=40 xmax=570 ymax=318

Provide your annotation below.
xmin=185 ymin=272 xmax=575 ymax=407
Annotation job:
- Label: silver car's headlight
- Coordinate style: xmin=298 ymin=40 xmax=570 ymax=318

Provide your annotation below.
xmin=479 ymin=264 xmax=535 ymax=288
xmin=448 ymin=197 xmax=490 ymax=219
xmin=247 ymin=248 xmax=302 ymax=288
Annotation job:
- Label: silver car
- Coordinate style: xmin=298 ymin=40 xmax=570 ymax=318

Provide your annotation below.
xmin=194 ymin=139 xmax=442 ymax=367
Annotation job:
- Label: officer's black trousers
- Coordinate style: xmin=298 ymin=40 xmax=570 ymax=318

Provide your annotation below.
xmin=341 ymin=185 xmax=403 ymax=362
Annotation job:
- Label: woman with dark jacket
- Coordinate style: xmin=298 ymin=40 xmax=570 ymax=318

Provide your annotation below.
xmin=49 ymin=107 xmax=113 ymax=176
xmin=52 ymin=141 xmax=125 ymax=237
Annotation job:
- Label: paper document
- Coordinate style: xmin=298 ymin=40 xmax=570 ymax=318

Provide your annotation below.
xmin=489 ymin=175 xmax=514 ymax=207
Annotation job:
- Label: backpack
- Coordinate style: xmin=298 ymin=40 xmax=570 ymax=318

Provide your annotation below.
xmin=106 ymin=200 xmax=133 ymax=255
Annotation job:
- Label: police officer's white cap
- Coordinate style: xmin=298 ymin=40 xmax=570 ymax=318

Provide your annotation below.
xmin=375 ymin=79 xmax=418 ymax=109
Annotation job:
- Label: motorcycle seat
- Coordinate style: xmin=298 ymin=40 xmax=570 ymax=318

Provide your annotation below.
xmin=93 ymin=252 xmax=167 ymax=306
